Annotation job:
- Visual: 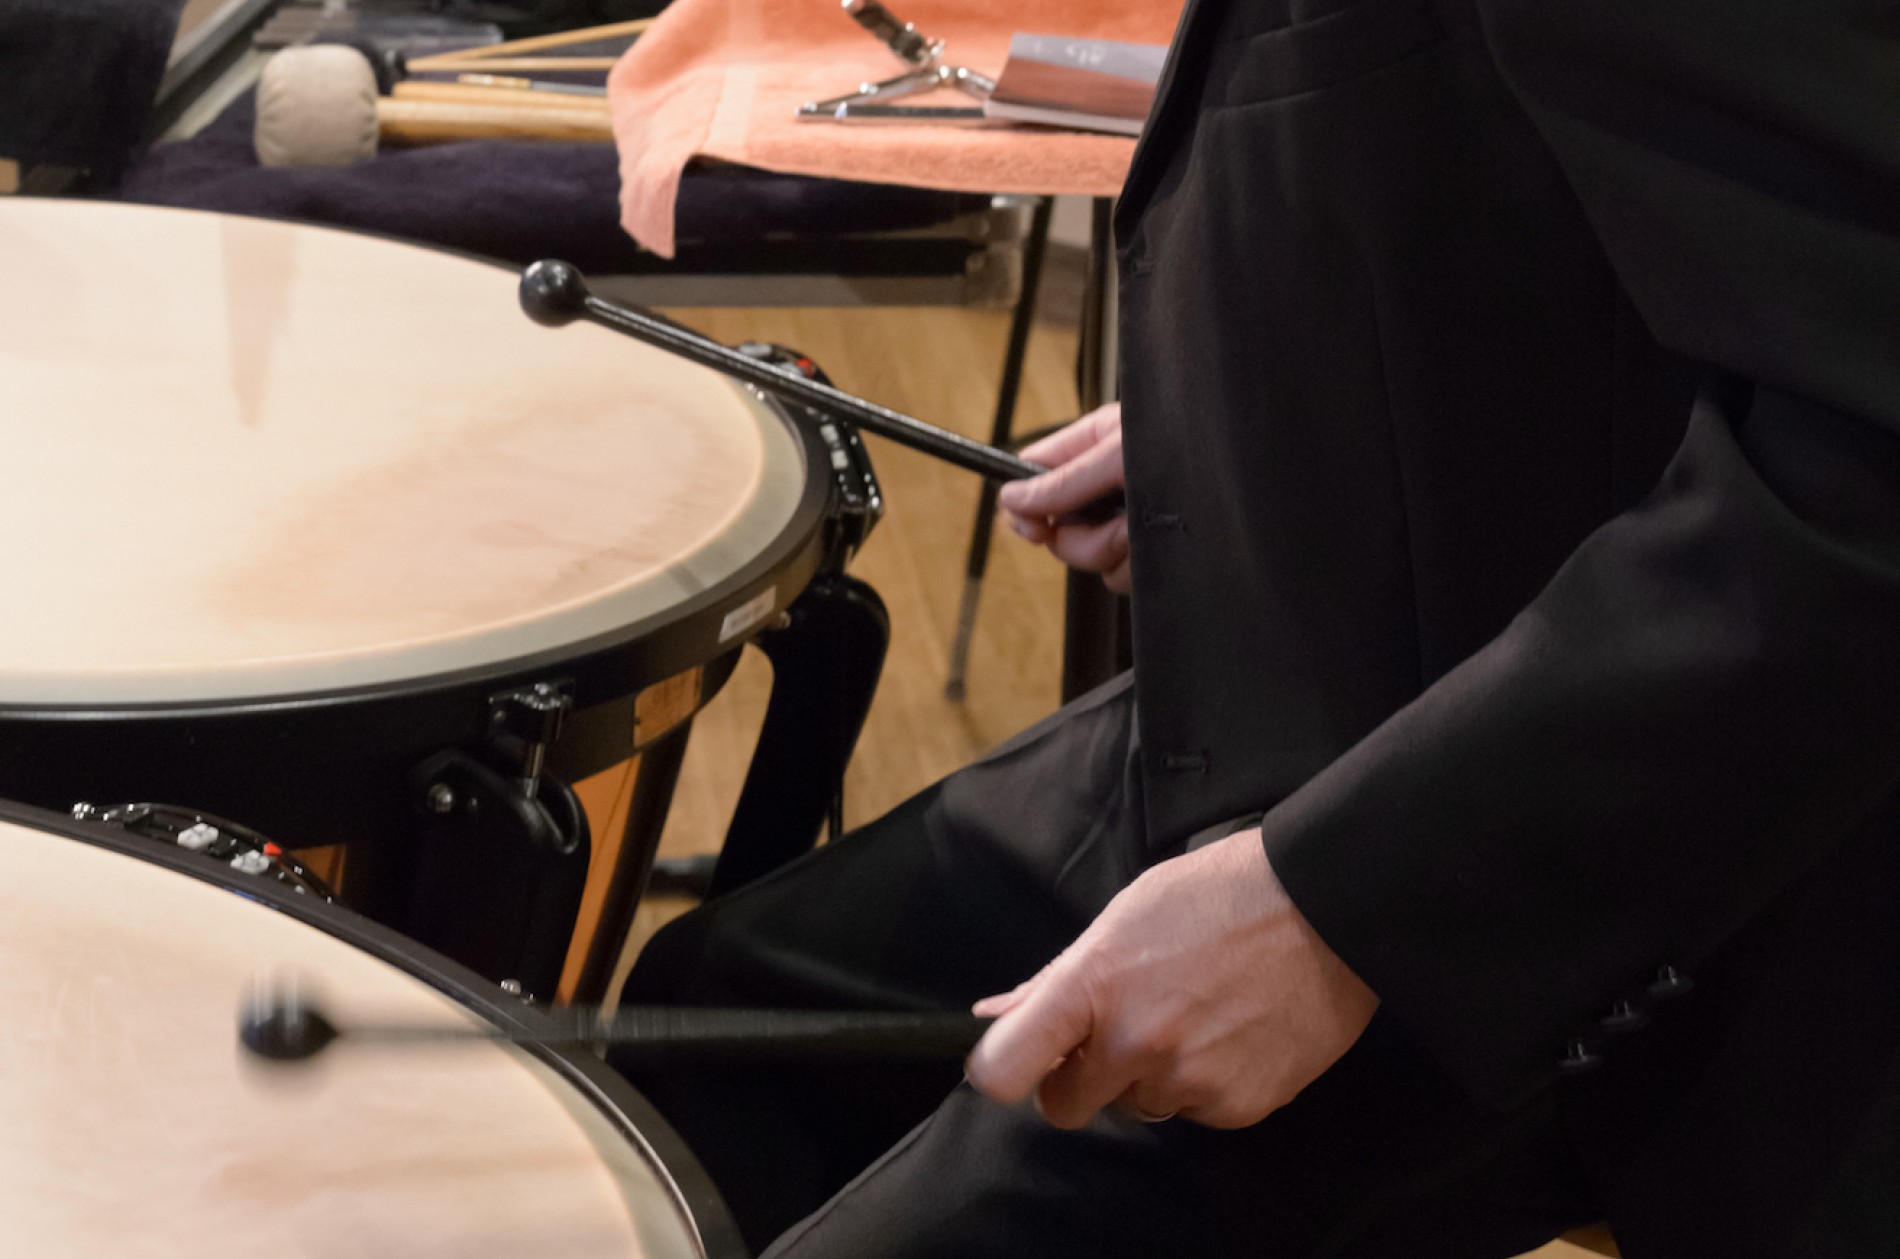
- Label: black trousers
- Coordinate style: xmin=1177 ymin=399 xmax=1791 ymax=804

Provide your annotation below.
xmin=617 ymin=678 xmax=1601 ymax=1258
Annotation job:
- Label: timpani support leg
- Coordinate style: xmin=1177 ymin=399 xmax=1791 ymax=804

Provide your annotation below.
xmin=944 ymin=195 xmax=1055 ymax=702
xmin=710 ymin=575 xmax=890 ymax=899
xmin=569 ymin=718 xmax=697 ymax=1006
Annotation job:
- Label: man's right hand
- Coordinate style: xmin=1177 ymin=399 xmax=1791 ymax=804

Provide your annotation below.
xmin=998 ymin=403 xmax=1130 ymax=594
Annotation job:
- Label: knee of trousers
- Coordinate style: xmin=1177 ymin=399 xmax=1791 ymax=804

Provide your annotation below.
xmin=620 ymin=905 xmax=723 ymax=1005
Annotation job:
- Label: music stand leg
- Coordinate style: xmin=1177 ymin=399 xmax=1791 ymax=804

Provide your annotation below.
xmin=710 ymin=576 xmax=891 ymax=898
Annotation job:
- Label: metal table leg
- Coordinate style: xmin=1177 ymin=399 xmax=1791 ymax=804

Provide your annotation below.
xmin=945 ymin=195 xmax=1055 ymax=701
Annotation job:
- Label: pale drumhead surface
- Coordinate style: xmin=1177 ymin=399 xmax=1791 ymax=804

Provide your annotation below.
xmin=0 ymin=817 xmax=703 ymax=1257
xmin=0 ymin=200 xmax=803 ymax=704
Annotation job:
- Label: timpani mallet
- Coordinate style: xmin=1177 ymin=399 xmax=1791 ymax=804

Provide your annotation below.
xmin=518 ymin=260 xmax=1053 ymax=485
xmin=254 ymin=45 xmax=616 ymax=168
xmin=239 ymin=987 xmax=990 ymax=1065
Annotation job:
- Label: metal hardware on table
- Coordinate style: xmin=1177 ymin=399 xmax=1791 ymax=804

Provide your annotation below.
xmin=797 ymin=0 xmax=995 ymax=124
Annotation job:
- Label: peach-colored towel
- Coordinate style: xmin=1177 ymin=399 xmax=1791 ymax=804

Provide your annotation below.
xmin=608 ymin=0 xmax=1182 ymax=256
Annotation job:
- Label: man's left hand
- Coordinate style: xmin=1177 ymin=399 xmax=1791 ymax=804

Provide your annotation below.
xmin=965 ymin=829 xmax=1378 ymax=1129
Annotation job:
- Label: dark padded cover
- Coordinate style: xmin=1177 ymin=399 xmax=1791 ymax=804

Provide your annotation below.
xmin=0 ymin=0 xmax=188 ymax=172
xmin=117 ymin=92 xmax=991 ymax=269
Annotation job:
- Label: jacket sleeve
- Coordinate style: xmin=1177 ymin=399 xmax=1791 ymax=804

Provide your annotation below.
xmin=1259 ymin=0 xmax=1900 ymax=1106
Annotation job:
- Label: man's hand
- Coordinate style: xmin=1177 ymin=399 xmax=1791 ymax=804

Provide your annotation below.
xmin=998 ymin=403 xmax=1130 ymax=593
xmin=965 ymin=829 xmax=1377 ymax=1129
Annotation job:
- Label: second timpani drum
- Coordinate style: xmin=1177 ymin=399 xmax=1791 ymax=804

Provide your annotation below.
xmin=0 ymin=798 xmax=745 ymax=1258
xmin=0 ymin=199 xmax=871 ymax=1002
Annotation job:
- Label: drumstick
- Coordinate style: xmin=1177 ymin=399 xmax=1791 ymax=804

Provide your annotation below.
xmin=378 ymin=98 xmax=615 ymax=145
xmin=392 ymin=81 xmax=613 ymax=113
xmin=406 ymin=17 xmax=653 ymax=71
xmin=406 ymin=56 xmax=621 ymax=73
xmin=519 ymin=259 xmax=1046 ymax=484
xmin=240 ymin=991 xmax=991 ymax=1065
xmin=454 ymin=74 xmax=611 ymax=98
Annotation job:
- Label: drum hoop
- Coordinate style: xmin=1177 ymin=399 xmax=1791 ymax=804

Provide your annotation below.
xmin=0 ymin=796 xmax=751 ymax=1259
xmin=0 ymin=201 xmax=835 ymax=720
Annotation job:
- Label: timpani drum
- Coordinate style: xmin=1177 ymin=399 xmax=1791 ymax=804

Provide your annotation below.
xmin=0 ymin=798 xmax=746 ymax=1258
xmin=0 ymin=199 xmax=864 ymax=1004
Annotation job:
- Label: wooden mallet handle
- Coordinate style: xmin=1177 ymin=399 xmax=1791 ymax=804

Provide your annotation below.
xmin=391 ymin=81 xmax=612 ymax=114
xmin=376 ymin=98 xmax=614 ymax=145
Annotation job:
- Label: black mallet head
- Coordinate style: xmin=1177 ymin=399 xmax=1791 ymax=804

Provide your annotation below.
xmin=519 ymin=259 xmax=591 ymax=328
xmin=239 ymin=988 xmax=341 ymax=1063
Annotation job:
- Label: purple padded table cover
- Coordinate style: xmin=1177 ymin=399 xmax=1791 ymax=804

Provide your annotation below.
xmin=118 ymin=93 xmax=992 ymax=272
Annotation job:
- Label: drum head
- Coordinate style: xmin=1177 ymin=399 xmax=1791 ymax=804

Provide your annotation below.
xmin=0 ymin=200 xmax=809 ymax=706
xmin=0 ymin=804 xmax=732 ymax=1256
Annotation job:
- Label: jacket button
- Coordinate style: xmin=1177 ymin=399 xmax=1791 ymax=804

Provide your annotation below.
xmin=1558 ymin=1037 xmax=1604 ymax=1076
xmin=1647 ymin=965 xmax=1693 ymax=1001
xmin=1139 ymin=509 xmax=1185 ymax=533
xmin=1600 ymin=1000 xmax=1649 ymax=1036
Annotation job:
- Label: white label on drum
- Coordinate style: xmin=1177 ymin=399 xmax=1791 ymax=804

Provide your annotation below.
xmin=719 ymin=589 xmax=777 ymax=643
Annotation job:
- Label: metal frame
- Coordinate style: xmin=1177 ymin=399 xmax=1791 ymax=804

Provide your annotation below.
xmin=151 ymin=0 xmax=282 ymax=142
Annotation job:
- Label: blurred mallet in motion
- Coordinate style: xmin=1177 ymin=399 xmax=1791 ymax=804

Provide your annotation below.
xmin=239 ymin=984 xmax=991 ymax=1066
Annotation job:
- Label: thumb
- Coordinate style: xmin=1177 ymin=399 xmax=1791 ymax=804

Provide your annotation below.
xmin=965 ymin=963 xmax=1096 ymax=1105
xmin=998 ymin=435 xmax=1123 ymax=520
xmin=971 ymin=962 xmax=1052 ymax=1017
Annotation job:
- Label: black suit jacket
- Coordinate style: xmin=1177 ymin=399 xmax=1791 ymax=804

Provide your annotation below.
xmin=1117 ymin=0 xmax=1900 ymax=1249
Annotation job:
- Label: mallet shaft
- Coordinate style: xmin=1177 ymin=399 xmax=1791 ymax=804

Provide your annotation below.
xmin=520 ymin=261 xmax=1044 ymax=483
xmin=580 ymin=295 xmax=1042 ymax=482
xmin=344 ymin=1007 xmax=992 ymax=1062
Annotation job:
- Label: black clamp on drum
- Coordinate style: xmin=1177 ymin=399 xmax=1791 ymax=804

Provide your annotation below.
xmin=734 ymin=341 xmax=884 ymax=576
xmin=402 ymin=679 xmax=593 ymax=1000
